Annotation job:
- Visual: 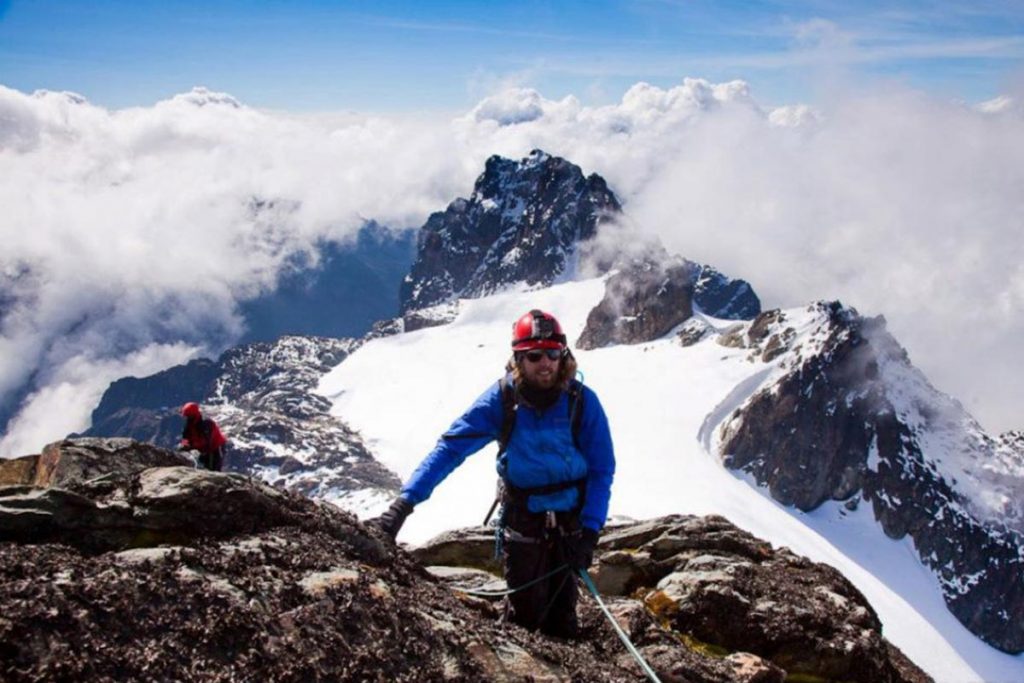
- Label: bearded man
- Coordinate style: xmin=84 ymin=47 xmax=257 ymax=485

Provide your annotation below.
xmin=375 ymin=309 xmax=615 ymax=638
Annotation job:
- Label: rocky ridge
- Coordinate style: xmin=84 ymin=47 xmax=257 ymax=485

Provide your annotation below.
xmin=709 ymin=302 xmax=1024 ymax=653
xmin=398 ymin=150 xmax=759 ymax=325
xmin=0 ymin=439 xmax=930 ymax=683
xmin=84 ymin=335 xmax=400 ymax=511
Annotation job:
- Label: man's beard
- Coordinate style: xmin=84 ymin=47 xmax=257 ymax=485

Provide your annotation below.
xmin=518 ymin=379 xmax=561 ymax=409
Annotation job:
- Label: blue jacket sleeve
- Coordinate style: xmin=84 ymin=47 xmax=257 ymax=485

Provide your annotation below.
xmin=577 ymin=386 xmax=615 ymax=532
xmin=400 ymin=382 xmax=504 ymax=506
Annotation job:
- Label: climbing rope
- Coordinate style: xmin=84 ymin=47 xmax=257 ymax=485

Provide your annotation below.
xmin=578 ymin=569 xmax=663 ymax=683
xmin=460 ymin=564 xmax=663 ymax=682
xmin=456 ymin=564 xmax=569 ymax=598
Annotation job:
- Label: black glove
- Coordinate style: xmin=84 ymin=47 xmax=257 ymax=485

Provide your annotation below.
xmin=567 ymin=527 xmax=600 ymax=571
xmin=374 ymin=497 xmax=414 ymax=540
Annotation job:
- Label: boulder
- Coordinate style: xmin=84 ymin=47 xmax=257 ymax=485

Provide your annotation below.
xmin=577 ymin=260 xmax=694 ymax=350
xmin=417 ymin=514 xmax=930 ymax=683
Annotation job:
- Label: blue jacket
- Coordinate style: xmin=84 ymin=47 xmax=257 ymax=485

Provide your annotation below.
xmin=401 ymin=378 xmax=615 ymax=532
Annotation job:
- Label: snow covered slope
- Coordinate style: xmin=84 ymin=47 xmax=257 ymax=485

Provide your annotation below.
xmin=318 ymin=277 xmax=1023 ymax=683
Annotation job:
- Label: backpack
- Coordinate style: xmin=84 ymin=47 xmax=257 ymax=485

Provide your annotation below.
xmin=483 ymin=376 xmax=586 ymax=525
xmin=496 ymin=375 xmax=585 ymax=456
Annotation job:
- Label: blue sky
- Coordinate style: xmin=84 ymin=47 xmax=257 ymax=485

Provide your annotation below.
xmin=1 ymin=0 xmax=1022 ymax=110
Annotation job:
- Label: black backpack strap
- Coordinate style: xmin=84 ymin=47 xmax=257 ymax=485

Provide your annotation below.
xmin=496 ymin=375 xmax=518 ymax=456
xmin=567 ymin=379 xmax=585 ymax=451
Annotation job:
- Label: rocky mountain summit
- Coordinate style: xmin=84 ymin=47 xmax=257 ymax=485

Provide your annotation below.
xmin=0 ymin=439 xmax=929 ymax=682
xmin=400 ymin=150 xmax=621 ymax=315
xmin=84 ymin=335 xmax=399 ymax=510
xmin=709 ymin=302 xmax=1024 ymax=654
xmin=398 ymin=150 xmax=759 ymax=326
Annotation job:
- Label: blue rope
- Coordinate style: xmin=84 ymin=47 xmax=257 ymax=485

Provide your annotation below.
xmin=578 ymin=569 xmax=663 ymax=683
xmin=457 ymin=564 xmax=569 ymax=598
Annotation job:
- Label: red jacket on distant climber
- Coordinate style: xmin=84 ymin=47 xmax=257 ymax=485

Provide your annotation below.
xmin=180 ymin=402 xmax=227 ymax=471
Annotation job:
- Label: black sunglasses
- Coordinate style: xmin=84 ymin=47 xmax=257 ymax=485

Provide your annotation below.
xmin=521 ymin=348 xmax=563 ymax=363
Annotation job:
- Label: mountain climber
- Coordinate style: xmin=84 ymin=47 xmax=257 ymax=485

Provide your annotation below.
xmin=374 ymin=309 xmax=615 ymax=638
xmin=179 ymin=402 xmax=228 ymax=472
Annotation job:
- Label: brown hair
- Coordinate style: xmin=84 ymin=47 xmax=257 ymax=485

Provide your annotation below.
xmin=505 ymin=351 xmax=578 ymax=390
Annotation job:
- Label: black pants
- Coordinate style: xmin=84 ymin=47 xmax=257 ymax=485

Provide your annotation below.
xmin=502 ymin=506 xmax=579 ymax=639
xmin=198 ymin=448 xmax=223 ymax=472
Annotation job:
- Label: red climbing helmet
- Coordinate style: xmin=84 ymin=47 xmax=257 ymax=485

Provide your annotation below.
xmin=181 ymin=402 xmax=202 ymax=420
xmin=511 ymin=310 xmax=567 ymax=351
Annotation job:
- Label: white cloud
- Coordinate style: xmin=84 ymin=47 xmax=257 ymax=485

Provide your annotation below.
xmin=0 ymin=342 xmax=199 ymax=458
xmin=1 ymin=76 xmax=1022 ymax=455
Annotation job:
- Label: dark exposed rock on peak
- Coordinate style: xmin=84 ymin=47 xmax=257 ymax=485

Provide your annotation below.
xmin=400 ymin=150 xmax=622 ymax=314
xmin=0 ymin=440 xmax=930 ymax=682
xmin=716 ymin=301 xmax=1024 ymax=653
xmin=576 ymin=259 xmax=694 ymax=350
xmin=576 ymin=248 xmax=760 ymax=350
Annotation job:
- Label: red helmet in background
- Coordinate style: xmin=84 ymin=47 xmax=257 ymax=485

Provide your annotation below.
xmin=181 ymin=402 xmax=202 ymax=420
xmin=512 ymin=310 xmax=567 ymax=351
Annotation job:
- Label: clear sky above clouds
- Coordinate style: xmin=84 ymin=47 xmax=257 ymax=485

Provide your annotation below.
xmin=1 ymin=0 xmax=1022 ymax=110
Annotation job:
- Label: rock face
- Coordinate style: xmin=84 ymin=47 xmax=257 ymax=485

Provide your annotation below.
xmin=84 ymin=336 xmax=400 ymax=511
xmin=400 ymin=150 xmax=622 ymax=314
xmin=715 ymin=302 xmax=1024 ymax=653
xmin=692 ymin=264 xmax=760 ymax=320
xmin=0 ymin=437 xmax=189 ymax=490
xmin=0 ymin=440 xmax=930 ymax=683
xmin=576 ymin=252 xmax=760 ymax=350
xmin=414 ymin=516 xmax=930 ymax=683
xmin=576 ymin=259 xmax=694 ymax=350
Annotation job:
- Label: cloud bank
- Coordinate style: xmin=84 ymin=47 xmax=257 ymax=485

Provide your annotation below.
xmin=1 ymin=78 xmax=1022 ymax=455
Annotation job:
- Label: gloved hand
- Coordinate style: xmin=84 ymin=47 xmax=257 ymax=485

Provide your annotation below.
xmin=374 ymin=497 xmax=414 ymax=540
xmin=567 ymin=527 xmax=600 ymax=571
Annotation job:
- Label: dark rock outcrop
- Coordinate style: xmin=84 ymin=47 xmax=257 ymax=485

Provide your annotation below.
xmin=717 ymin=301 xmax=1024 ymax=653
xmin=0 ymin=439 xmax=932 ymax=682
xmin=576 ymin=249 xmax=760 ymax=350
xmin=400 ymin=150 xmax=621 ymax=314
xmin=415 ymin=516 xmax=930 ymax=683
xmin=692 ymin=265 xmax=760 ymax=320
xmin=576 ymin=260 xmax=694 ymax=350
